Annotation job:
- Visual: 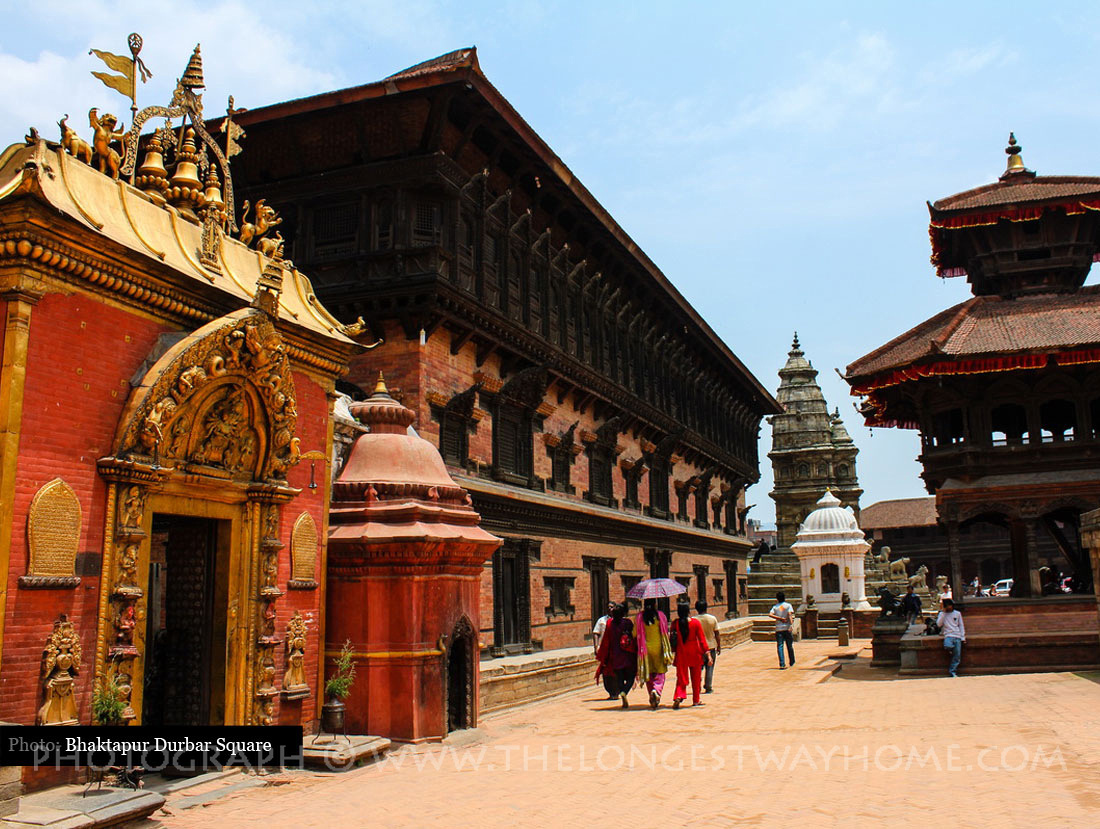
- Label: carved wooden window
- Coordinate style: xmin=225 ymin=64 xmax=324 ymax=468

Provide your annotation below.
xmin=507 ymin=251 xmax=523 ymax=321
xmin=991 ymin=403 xmax=1030 ymax=446
xmin=694 ymin=481 xmax=710 ymax=529
xmin=492 ymin=538 xmax=536 ymax=655
xmin=290 ymin=512 xmax=319 ymax=588
xmin=694 ymin=565 xmax=709 ymax=602
xmin=1039 ymin=399 xmax=1076 ymax=442
xmin=21 ymin=478 xmax=82 ymax=587
xmin=412 ymin=201 xmax=441 ymax=247
xmin=620 ymin=574 xmax=642 ymax=602
xmin=723 ymin=560 xmax=739 ymax=616
xmin=312 ymin=202 xmax=358 ymax=260
xmin=649 ymin=457 xmax=671 ymax=518
xmin=713 ymin=578 xmax=724 ymax=602
xmin=373 ymin=200 xmax=393 ymax=250
xmin=493 ymin=402 xmax=533 ymax=481
xmin=585 ymin=556 xmax=614 ymax=624
xmin=588 ymin=445 xmax=613 ymax=506
xmin=931 ymin=408 xmax=966 ymax=447
xmin=547 ymin=426 xmax=577 ymax=494
xmin=440 ymin=411 xmax=469 ymax=465
xmin=623 ymin=466 xmax=642 ymax=510
xmin=458 ymin=215 xmax=475 ymax=265
xmin=543 ymin=576 xmax=575 ymax=618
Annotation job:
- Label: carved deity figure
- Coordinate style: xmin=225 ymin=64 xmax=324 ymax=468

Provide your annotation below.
xmin=194 ymin=390 xmax=248 ymax=469
xmin=37 ymin=618 xmax=82 ymax=725
xmin=88 ymin=108 xmax=126 ymax=179
xmin=117 ymin=543 xmax=139 ymax=586
xmin=283 ymin=613 xmax=309 ymax=692
xmin=58 ymin=115 xmax=93 ymax=164
xmin=120 ymin=487 xmax=144 ymax=530
xmin=115 ymin=604 xmax=137 ymax=647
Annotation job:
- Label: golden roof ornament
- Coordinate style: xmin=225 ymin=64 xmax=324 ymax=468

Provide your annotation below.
xmin=135 ymin=129 xmax=169 ymax=204
xmin=253 ymin=248 xmax=286 ymax=315
xmin=180 ymin=45 xmax=205 ymax=90
xmin=374 ymin=372 xmax=389 ymax=395
xmin=1000 ymin=132 xmax=1033 ymax=180
xmin=168 ymin=127 xmax=204 ymax=213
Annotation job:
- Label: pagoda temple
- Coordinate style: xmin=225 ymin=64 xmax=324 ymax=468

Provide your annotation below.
xmin=846 ymin=136 xmax=1100 ymax=601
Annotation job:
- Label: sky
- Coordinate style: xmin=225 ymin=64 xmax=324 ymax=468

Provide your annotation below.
xmin=4 ymin=1 xmax=1100 ymax=525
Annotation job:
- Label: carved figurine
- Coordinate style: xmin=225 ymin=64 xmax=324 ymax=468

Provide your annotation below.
xmin=256 ymin=230 xmax=283 ymax=258
xmin=874 ymin=545 xmax=892 ymax=567
xmin=887 ymin=556 xmax=911 ymax=580
xmin=117 ymin=542 xmax=139 ymax=587
xmin=876 ymin=586 xmax=903 ymax=619
xmin=283 ymin=613 xmax=309 ymax=693
xmin=193 ymin=390 xmax=247 ymax=468
xmin=37 ymin=617 xmax=82 ymax=725
xmin=120 ymin=486 xmax=144 ymax=529
xmin=115 ymin=604 xmax=136 ymax=646
xmin=238 ymin=199 xmax=282 ymax=247
xmin=88 ymin=108 xmax=127 ymax=179
xmin=58 ymin=115 xmax=93 ymax=164
xmin=907 ymin=564 xmax=929 ymax=591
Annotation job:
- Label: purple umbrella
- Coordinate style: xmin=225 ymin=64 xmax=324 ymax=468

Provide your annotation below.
xmin=627 ymin=578 xmax=688 ymax=600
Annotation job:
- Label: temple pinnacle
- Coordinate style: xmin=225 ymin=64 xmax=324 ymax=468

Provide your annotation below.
xmin=791 ymin=332 xmax=801 ymax=352
xmin=180 ymin=44 xmax=205 ymax=90
xmin=374 ymin=371 xmax=389 ymax=396
xmin=1002 ymin=132 xmax=1028 ymax=177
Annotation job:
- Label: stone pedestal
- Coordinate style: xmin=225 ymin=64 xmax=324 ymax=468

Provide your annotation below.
xmin=870 ymin=619 xmax=909 ymax=667
xmin=837 ymin=616 xmax=850 ymax=646
xmin=802 ymin=608 xmax=818 ymax=639
xmin=0 ymin=763 xmax=22 ymax=818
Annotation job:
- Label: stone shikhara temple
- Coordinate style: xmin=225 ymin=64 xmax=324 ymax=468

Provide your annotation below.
xmin=0 ymin=41 xmax=775 ymax=771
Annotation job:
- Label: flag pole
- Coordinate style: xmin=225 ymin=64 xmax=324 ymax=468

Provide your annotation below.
xmin=126 ymin=34 xmax=142 ymax=184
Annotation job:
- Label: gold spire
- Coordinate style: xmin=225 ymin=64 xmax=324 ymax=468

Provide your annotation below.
xmin=180 ymin=45 xmax=204 ymax=90
xmin=135 ymin=129 xmax=169 ymax=204
xmin=374 ymin=372 xmax=389 ymax=396
xmin=1002 ymin=132 xmax=1029 ymax=178
xmin=167 ymin=128 xmax=204 ymax=213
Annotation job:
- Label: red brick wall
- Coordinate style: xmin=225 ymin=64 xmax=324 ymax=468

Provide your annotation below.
xmin=1 ymin=292 xmax=173 ymax=724
xmin=276 ymin=370 xmax=330 ymax=729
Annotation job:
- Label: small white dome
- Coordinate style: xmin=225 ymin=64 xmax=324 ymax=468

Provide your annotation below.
xmin=792 ymin=491 xmax=867 ymax=549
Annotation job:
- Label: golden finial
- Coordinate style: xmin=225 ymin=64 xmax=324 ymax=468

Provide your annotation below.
xmin=180 ymin=45 xmax=205 ymax=90
xmin=1002 ymin=132 xmax=1029 ymax=178
xmin=374 ymin=372 xmax=389 ymax=395
xmin=135 ymin=129 xmax=169 ymax=204
xmin=203 ymin=164 xmax=225 ymax=218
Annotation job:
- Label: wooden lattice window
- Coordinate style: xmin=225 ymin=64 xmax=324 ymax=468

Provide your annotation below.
xmin=312 ymin=203 xmax=358 ymax=259
xmin=440 ymin=411 xmax=469 ymax=465
xmin=21 ymin=478 xmax=81 ymax=588
xmin=374 ymin=200 xmax=393 ymax=250
xmin=493 ymin=402 xmax=533 ymax=480
xmin=543 ymin=576 xmax=575 ymax=618
xmin=649 ymin=457 xmax=671 ymax=518
xmin=413 ymin=201 xmax=442 ymax=247
xmin=289 ymin=512 xmax=319 ymax=589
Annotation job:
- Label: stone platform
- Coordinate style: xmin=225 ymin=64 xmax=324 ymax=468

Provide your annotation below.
xmin=302 ymin=736 xmax=392 ymax=770
xmin=0 ymin=784 xmax=163 ymax=829
xmin=898 ymin=595 xmax=1100 ymax=675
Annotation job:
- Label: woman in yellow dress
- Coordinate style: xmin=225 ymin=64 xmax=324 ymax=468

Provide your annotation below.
xmin=635 ymin=598 xmax=673 ymax=709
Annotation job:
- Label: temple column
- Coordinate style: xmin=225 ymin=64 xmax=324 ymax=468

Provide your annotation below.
xmin=0 ymin=290 xmax=39 ymax=676
xmin=1023 ymin=519 xmax=1042 ymax=597
xmin=946 ymin=521 xmax=964 ymax=601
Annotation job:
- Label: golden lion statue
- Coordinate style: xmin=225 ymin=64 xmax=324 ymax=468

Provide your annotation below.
xmin=88 ymin=108 xmax=126 ymax=179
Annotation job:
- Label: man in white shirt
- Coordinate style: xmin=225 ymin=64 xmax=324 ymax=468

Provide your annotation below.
xmin=592 ymin=602 xmax=616 ymax=698
xmin=694 ymin=600 xmax=721 ymax=692
xmin=768 ymin=591 xmax=796 ymax=669
xmin=936 ymin=598 xmax=966 ymax=677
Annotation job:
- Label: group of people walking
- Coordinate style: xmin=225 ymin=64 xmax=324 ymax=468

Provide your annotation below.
xmin=593 ymin=599 xmax=721 ymax=709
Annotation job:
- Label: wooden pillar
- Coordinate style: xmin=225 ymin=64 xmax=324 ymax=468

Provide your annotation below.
xmin=0 ymin=291 xmax=38 ymax=676
xmin=946 ymin=521 xmax=964 ymax=602
xmin=1023 ymin=519 xmax=1042 ymax=597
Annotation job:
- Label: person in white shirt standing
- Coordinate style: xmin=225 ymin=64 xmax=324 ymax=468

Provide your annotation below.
xmin=768 ymin=591 xmax=796 ymax=669
xmin=936 ymin=598 xmax=966 ymax=677
xmin=694 ymin=600 xmax=721 ymax=692
xmin=592 ymin=602 xmax=616 ymax=698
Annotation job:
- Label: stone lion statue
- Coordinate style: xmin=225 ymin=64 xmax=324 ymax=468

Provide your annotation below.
xmin=888 ymin=557 xmax=911 ymax=580
xmin=907 ymin=564 xmax=929 ymax=591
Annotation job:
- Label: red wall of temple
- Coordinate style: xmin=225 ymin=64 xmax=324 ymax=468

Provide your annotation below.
xmin=1 ymin=291 xmax=172 ymax=725
xmin=275 ymin=369 xmax=330 ymax=729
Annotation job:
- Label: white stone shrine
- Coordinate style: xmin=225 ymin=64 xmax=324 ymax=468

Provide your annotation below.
xmin=791 ymin=490 xmax=872 ymax=611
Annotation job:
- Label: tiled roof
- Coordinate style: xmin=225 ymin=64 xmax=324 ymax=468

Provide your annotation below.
xmin=931 ymin=176 xmax=1100 ymax=214
xmin=846 ymin=286 xmax=1100 ymax=379
xmin=385 ymin=48 xmax=479 ymax=81
xmin=860 ymin=497 xmax=937 ymax=529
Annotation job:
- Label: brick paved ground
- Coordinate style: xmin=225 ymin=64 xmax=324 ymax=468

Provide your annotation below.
xmin=144 ymin=641 xmax=1100 ymax=828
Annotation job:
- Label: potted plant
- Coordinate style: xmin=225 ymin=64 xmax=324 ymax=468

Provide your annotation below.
xmin=321 ymin=639 xmax=356 ymax=735
xmin=92 ymin=675 xmax=127 ymax=726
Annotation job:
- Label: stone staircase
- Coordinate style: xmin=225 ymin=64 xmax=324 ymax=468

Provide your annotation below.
xmin=746 ymin=551 xmax=803 ymax=616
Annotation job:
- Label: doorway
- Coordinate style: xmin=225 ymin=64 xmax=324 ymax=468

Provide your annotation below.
xmin=143 ymin=514 xmax=230 ymax=726
xmin=446 ymin=620 xmax=475 ymax=732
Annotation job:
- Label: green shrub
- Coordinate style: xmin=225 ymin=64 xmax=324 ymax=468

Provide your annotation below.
xmin=92 ymin=675 xmax=127 ymax=726
xmin=324 ymin=639 xmax=356 ymax=701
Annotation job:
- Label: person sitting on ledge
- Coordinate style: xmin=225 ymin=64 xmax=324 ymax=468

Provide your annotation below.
xmin=936 ymin=598 xmax=966 ymax=678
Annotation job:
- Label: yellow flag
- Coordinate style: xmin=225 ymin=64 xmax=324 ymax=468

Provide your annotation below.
xmin=89 ymin=48 xmax=134 ymax=101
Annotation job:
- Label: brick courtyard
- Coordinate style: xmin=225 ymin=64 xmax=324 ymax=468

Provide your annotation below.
xmin=144 ymin=641 xmax=1100 ymax=827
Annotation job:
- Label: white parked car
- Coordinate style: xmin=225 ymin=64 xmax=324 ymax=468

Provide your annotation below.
xmin=993 ymin=578 xmax=1014 ymax=595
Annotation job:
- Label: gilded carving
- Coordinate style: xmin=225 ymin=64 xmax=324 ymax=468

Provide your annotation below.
xmin=238 ymin=199 xmax=282 ymax=249
xmin=282 ymin=612 xmax=309 ymax=698
xmin=37 ymin=616 xmax=82 ymax=725
xmin=115 ymin=310 xmax=299 ymax=483
xmin=25 ymin=478 xmax=82 ymax=579
xmin=88 ymin=109 xmax=126 ymax=180
xmin=290 ymin=512 xmax=318 ymax=585
xmin=58 ymin=115 xmax=92 ymax=165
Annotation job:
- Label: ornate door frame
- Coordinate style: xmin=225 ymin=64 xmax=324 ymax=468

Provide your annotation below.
xmin=95 ymin=307 xmax=301 ymax=726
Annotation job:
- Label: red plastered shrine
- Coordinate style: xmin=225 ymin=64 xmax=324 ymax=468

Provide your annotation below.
xmin=327 ymin=376 xmax=500 ymax=742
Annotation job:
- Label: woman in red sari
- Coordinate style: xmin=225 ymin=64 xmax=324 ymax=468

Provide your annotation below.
xmin=670 ymin=601 xmax=711 ymax=708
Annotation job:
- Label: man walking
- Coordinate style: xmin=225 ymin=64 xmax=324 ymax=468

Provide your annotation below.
xmin=936 ymin=598 xmax=966 ymax=677
xmin=769 ymin=591 xmax=795 ymax=669
xmin=694 ymin=600 xmax=721 ymax=692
